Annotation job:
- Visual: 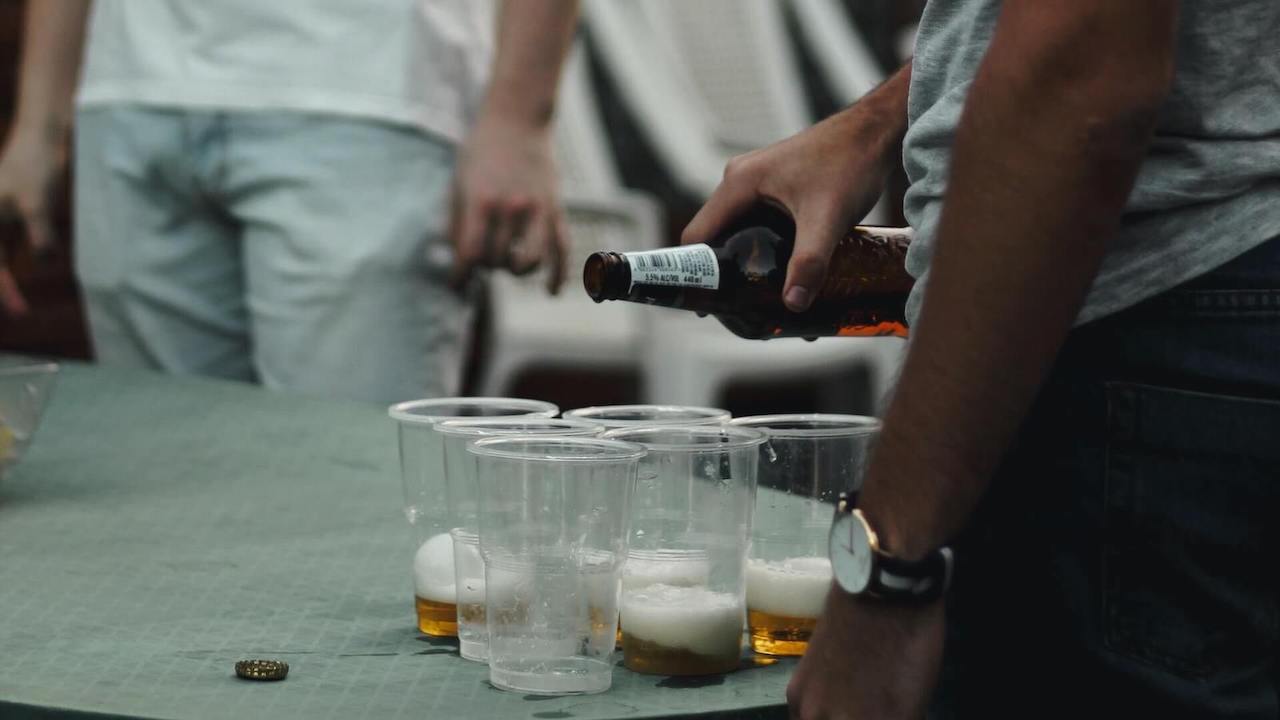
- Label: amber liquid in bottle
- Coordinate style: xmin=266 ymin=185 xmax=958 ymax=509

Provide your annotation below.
xmin=583 ymin=208 xmax=913 ymax=340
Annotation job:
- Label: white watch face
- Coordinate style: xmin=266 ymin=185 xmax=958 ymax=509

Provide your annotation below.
xmin=829 ymin=511 xmax=873 ymax=594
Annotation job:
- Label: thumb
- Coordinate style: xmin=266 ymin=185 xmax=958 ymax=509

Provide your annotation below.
xmin=784 ymin=210 xmax=843 ymax=312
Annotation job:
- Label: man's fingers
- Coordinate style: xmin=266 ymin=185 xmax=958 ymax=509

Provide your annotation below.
xmin=681 ymin=157 xmax=765 ymax=246
xmin=0 ymin=265 xmax=30 ymax=317
xmin=485 ymin=197 xmax=531 ymax=268
xmin=506 ymin=211 xmax=548 ymax=277
xmin=545 ymin=211 xmax=569 ymax=295
xmin=448 ymin=190 xmax=488 ymax=290
xmin=784 ymin=211 xmax=843 ymax=312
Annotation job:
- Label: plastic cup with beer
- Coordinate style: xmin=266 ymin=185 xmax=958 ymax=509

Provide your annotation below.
xmin=563 ymin=404 xmax=730 ymax=430
xmin=601 ymin=425 xmax=765 ymax=676
xmin=565 ymin=406 xmax=733 ymax=644
xmin=435 ymin=417 xmax=602 ymax=662
xmin=471 ymin=436 xmax=645 ymax=695
xmin=729 ymin=414 xmax=881 ymax=656
xmin=388 ymin=398 xmax=558 ymax=637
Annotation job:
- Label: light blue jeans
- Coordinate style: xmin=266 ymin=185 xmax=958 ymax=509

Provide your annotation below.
xmin=74 ymin=107 xmax=470 ymax=404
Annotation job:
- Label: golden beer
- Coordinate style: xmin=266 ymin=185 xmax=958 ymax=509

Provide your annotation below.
xmin=744 ymin=556 xmax=831 ymax=656
xmin=623 ymin=633 xmax=740 ymax=675
xmin=619 ymin=584 xmax=743 ymax=676
xmin=747 ymin=608 xmax=816 ymax=656
xmin=415 ymin=595 xmax=458 ymax=637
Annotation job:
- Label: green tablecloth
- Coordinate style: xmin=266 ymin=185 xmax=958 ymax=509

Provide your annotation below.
xmin=0 ymin=364 xmax=793 ymax=720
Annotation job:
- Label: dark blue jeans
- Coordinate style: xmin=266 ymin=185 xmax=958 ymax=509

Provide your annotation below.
xmin=934 ymin=239 xmax=1280 ymax=718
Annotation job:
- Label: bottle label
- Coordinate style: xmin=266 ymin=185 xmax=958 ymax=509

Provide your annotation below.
xmin=627 ymin=244 xmax=720 ymax=291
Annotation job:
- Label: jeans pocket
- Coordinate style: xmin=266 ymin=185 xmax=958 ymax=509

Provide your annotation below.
xmin=1103 ymin=382 xmax=1280 ymax=680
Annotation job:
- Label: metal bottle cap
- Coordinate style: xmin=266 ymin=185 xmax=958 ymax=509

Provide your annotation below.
xmin=234 ymin=659 xmax=289 ymax=681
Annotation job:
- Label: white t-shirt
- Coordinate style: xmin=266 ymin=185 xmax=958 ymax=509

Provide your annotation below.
xmin=76 ymin=0 xmax=496 ymax=143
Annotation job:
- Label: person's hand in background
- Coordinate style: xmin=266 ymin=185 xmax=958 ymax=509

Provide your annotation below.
xmin=0 ymin=124 xmax=66 ymax=317
xmin=682 ymin=64 xmax=911 ymax=312
xmin=448 ymin=114 xmax=568 ymax=294
xmin=447 ymin=0 xmax=579 ymax=295
xmin=0 ymin=0 xmax=91 ymax=317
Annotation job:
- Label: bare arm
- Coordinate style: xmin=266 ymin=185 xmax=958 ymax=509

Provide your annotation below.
xmin=10 ymin=0 xmax=90 ymax=144
xmin=481 ymin=0 xmax=580 ymax=133
xmin=448 ymin=0 xmax=579 ymax=294
xmin=0 ymin=0 xmax=90 ymax=315
xmin=861 ymin=1 xmax=1177 ymax=560
xmin=789 ymin=3 xmax=1179 ymax=718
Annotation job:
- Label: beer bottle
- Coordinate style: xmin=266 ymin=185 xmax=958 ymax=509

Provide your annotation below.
xmin=583 ymin=207 xmax=913 ymax=340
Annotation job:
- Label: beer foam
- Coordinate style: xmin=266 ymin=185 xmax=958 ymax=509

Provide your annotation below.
xmin=620 ymin=584 xmax=743 ymax=657
xmin=622 ymin=555 xmax=711 ymax=591
xmin=413 ymin=533 xmax=456 ymax=603
xmin=745 ymin=557 xmax=832 ymax=619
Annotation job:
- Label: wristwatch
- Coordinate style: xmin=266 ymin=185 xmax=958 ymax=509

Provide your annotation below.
xmin=828 ymin=492 xmax=953 ymax=603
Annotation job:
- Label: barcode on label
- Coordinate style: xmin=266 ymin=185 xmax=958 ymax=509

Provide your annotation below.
xmin=627 ymin=244 xmax=720 ymax=291
xmin=633 ymin=253 xmax=677 ymax=270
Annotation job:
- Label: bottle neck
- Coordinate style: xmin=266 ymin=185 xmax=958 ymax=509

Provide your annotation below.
xmin=583 ymin=251 xmax=632 ymax=302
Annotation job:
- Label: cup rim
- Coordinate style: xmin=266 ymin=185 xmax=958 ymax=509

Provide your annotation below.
xmin=562 ymin=404 xmax=731 ymax=427
xmin=729 ymin=413 xmax=881 ymax=439
xmin=0 ymin=361 xmax=60 ymax=378
xmin=468 ymin=435 xmax=647 ymax=463
xmin=601 ymin=424 xmax=767 ymax=451
xmin=434 ymin=416 xmax=600 ymax=437
xmin=387 ymin=397 xmax=559 ymax=425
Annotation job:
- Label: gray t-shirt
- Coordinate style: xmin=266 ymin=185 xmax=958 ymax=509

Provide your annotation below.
xmin=902 ymin=2 xmax=1280 ymax=325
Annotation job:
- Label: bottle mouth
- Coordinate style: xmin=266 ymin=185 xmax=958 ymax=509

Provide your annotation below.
xmin=582 ymin=252 xmax=629 ymax=302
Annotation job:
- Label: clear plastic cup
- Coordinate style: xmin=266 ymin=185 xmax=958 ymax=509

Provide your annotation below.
xmin=602 ymin=425 xmax=766 ymax=676
xmin=388 ymin=397 xmax=558 ymax=637
xmin=0 ymin=360 xmax=58 ymax=481
xmin=563 ymin=404 xmax=730 ymax=430
xmin=435 ymin=417 xmax=602 ymax=661
xmin=729 ymin=414 xmax=881 ymax=656
xmin=471 ymin=436 xmax=645 ymax=695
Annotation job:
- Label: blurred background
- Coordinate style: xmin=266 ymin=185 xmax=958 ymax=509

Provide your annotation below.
xmin=0 ymin=0 xmax=926 ymax=416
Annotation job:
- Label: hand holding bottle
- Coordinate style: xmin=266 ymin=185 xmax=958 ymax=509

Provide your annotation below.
xmin=681 ymin=67 xmax=911 ymax=313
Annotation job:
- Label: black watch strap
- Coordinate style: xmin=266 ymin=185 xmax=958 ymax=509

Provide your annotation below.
xmin=869 ymin=547 xmax=954 ymax=603
xmin=836 ymin=490 xmax=954 ymax=604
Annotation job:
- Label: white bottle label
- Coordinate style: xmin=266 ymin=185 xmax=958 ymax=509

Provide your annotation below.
xmin=627 ymin=244 xmax=720 ymax=291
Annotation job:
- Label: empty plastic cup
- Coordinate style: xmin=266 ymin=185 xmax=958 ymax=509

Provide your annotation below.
xmin=730 ymin=414 xmax=881 ymax=656
xmin=388 ymin=397 xmax=558 ymax=636
xmin=471 ymin=436 xmax=645 ymax=695
xmin=435 ymin=417 xmax=602 ymax=661
xmin=563 ymin=404 xmax=730 ymax=430
xmin=602 ymin=425 xmax=765 ymax=676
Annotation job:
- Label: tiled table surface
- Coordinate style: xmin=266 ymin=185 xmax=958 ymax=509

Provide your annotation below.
xmin=0 ymin=364 xmax=793 ymax=720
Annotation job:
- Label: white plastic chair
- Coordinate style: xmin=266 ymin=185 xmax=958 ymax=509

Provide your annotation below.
xmin=787 ymin=0 xmax=892 ymax=227
xmin=641 ymin=312 xmax=905 ymax=412
xmin=639 ymin=0 xmax=812 ymax=155
xmin=787 ymin=0 xmax=886 ymax=106
xmin=580 ymin=1 xmax=728 ymax=197
xmin=478 ymin=44 xmax=664 ymax=396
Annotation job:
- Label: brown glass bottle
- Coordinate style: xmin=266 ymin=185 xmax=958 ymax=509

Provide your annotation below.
xmin=583 ymin=209 xmax=913 ymax=340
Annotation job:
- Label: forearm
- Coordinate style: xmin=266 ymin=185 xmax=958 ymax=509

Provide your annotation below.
xmin=479 ymin=0 xmax=579 ymax=130
xmin=858 ymin=3 xmax=1178 ymax=560
xmin=11 ymin=0 xmax=90 ymax=145
xmin=841 ymin=61 xmax=911 ymax=175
